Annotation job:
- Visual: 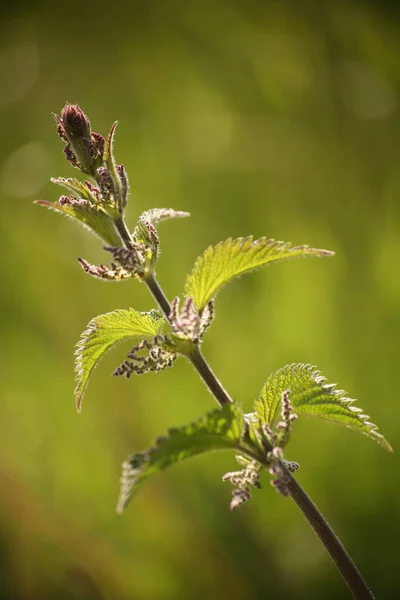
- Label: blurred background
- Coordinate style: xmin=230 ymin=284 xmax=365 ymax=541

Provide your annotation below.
xmin=1 ymin=0 xmax=399 ymax=598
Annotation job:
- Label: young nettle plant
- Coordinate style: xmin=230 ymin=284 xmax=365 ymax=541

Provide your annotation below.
xmin=37 ymin=103 xmax=391 ymax=599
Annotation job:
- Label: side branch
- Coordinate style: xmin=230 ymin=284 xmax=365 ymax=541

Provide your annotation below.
xmin=143 ymin=275 xmax=373 ymax=599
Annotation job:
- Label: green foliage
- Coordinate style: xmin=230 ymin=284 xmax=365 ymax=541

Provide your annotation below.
xmin=185 ymin=236 xmax=334 ymax=312
xmin=254 ymin=364 xmax=392 ymax=451
xmin=133 ymin=208 xmax=190 ymax=246
xmin=75 ymin=309 xmax=164 ymax=412
xmin=117 ymin=403 xmax=244 ymax=513
xmin=35 ymin=199 xmax=122 ymax=246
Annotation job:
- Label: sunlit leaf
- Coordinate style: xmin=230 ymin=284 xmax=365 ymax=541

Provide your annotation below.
xmin=185 ymin=236 xmax=334 ymax=312
xmin=117 ymin=403 xmax=244 ymax=513
xmin=35 ymin=199 xmax=121 ymax=246
xmin=133 ymin=207 xmax=190 ymax=245
xmin=254 ymin=363 xmax=392 ymax=451
xmin=75 ymin=308 xmax=164 ymax=412
xmin=50 ymin=177 xmax=98 ymax=202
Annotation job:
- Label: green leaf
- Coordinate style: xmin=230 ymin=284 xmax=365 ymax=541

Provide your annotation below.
xmin=133 ymin=207 xmax=190 ymax=245
xmin=139 ymin=208 xmax=190 ymax=224
xmin=117 ymin=402 xmax=244 ymax=513
xmin=185 ymin=236 xmax=334 ymax=312
xmin=75 ymin=308 xmax=164 ymax=412
xmin=254 ymin=363 xmax=392 ymax=451
xmin=50 ymin=177 xmax=99 ymax=202
xmin=35 ymin=199 xmax=122 ymax=246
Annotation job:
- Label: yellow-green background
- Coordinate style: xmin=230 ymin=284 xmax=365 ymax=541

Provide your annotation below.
xmin=1 ymin=1 xmax=399 ymax=598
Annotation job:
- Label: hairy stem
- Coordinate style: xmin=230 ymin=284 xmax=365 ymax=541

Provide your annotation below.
xmin=145 ymin=272 xmax=173 ymax=323
xmin=142 ymin=272 xmax=374 ymax=599
xmin=286 ymin=475 xmax=374 ymax=599
xmin=145 ymin=275 xmax=233 ymax=406
xmin=115 ymin=216 xmax=134 ymax=248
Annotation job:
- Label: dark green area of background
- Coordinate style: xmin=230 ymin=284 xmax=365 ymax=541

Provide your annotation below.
xmin=0 ymin=1 xmax=399 ymax=598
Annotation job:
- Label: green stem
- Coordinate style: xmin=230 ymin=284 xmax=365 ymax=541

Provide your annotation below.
xmin=115 ymin=216 xmax=134 ymax=248
xmin=286 ymin=475 xmax=374 ymax=599
xmin=142 ymin=272 xmax=374 ymax=599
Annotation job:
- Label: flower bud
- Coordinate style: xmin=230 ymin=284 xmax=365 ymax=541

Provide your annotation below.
xmin=53 ymin=103 xmax=104 ymax=176
xmin=60 ymin=103 xmax=91 ymax=138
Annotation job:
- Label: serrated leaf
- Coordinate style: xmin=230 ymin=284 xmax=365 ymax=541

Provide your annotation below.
xmin=117 ymin=403 xmax=244 ymax=513
xmin=185 ymin=236 xmax=334 ymax=312
xmin=75 ymin=308 xmax=164 ymax=412
xmin=141 ymin=208 xmax=191 ymax=224
xmin=133 ymin=207 xmax=190 ymax=245
xmin=50 ymin=177 xmax=98 ymax=202
xmin=35 ymin=200 xmax=121 ymax=246
xmin=254 ymin=363 xmax=392 ymax=451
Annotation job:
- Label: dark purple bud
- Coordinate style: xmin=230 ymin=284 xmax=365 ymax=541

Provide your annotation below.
xmin=60 ymin=103 xmax=91 ymax=138
xmin=84 ymin=181 xmax=100 ymax=201
xmin=63 ymin=145 xmax=79 ymax=169
xmin=116 ymin=163 xmax=129 ymax=210
xmin=53 ymin=103 xmax=103 ymax=176
xmin=91 ymin=132 xmax=105 ymax=156
xmin=97 ymin=166 xmax=116 ymax=202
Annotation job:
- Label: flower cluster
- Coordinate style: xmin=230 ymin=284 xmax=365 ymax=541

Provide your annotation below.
xmin=170 ymin=297 xmax=215 ymax=343
xmin=261 ymin=390 xmax=299 ymax=496
xmin=113 ymin=336 xmax=176 ymax=378
xmin=53 ymin=105 xmax=129 ymax=213
xmin=223 ymin=456 xmax=262 ymax=510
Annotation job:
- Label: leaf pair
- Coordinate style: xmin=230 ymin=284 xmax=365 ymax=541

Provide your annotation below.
xmin=75 ymin=235 xmax=334 ymax=408
xmin=116 ymin=363 xmax=391 ymax=513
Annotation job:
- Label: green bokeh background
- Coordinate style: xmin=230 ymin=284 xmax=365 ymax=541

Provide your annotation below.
xmin=1 ymin=1 xmax=399 ymax=598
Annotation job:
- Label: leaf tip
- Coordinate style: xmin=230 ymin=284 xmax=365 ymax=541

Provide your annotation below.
xmin=75 ymin=393 xmax=83 ymax=413
xmin=34 ymin=199 xmax=52 ymax=207
xmin=382 ymin=438 xmax=393 ymax=453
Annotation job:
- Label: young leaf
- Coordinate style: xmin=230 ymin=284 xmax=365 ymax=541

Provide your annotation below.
xmin=254 ymin=363 xmax=392 ymax=451
xmin=117 ymin=402 xmax=244 ymax=513
xmin=35 ymin=199 xmax=122 ymax=246
xmin=133 ymin=208 xmax=190 ymax=246
xmin=75 ymin=308 xmax=164 ymax=412
xmin=51 ymin=177 xmax=99 ymax=202
xmin=185 ymin=237 xmax=334 ymax=312
xmin=139 ymin=208 xmax=190 ymax=224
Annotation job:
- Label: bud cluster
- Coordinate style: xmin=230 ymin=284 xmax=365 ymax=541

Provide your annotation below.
xmin=77 ymin=258 xmax=132 ymax=282
xmin=170 ymin=297 xmax=201 ymax=342
xmin=169 ymin=297 xmax=215 ymax=343
xmin=199 ymin=300 xmax=215 ymax=337
xmin=53 ymin=104 xmax=104 ymax=177
xmin=260 ymin=390 xmax=299 ymax=496
xmin=113 ymin=336 xmax=176 ymax=378
xmin=53 ymin=103 xmax=129 ymax=216
xmin=223 ymin=457 xmax=262 ymax=510
xmin=104 ymin=245 xmax=147 ymax=278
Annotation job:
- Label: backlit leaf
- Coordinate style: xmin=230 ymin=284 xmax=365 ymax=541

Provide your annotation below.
xmin=254 ymin=363 xmax=391 ymax=451
xmin=35 ymin=199 xmax=121 ymax=246
xmin=75 ymin=308 xmax=164 ymax=412
xmin=185 ymin=236 xmax=334 ymax=312
xmin=117 ymin=403 xmax=244 ymax=513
